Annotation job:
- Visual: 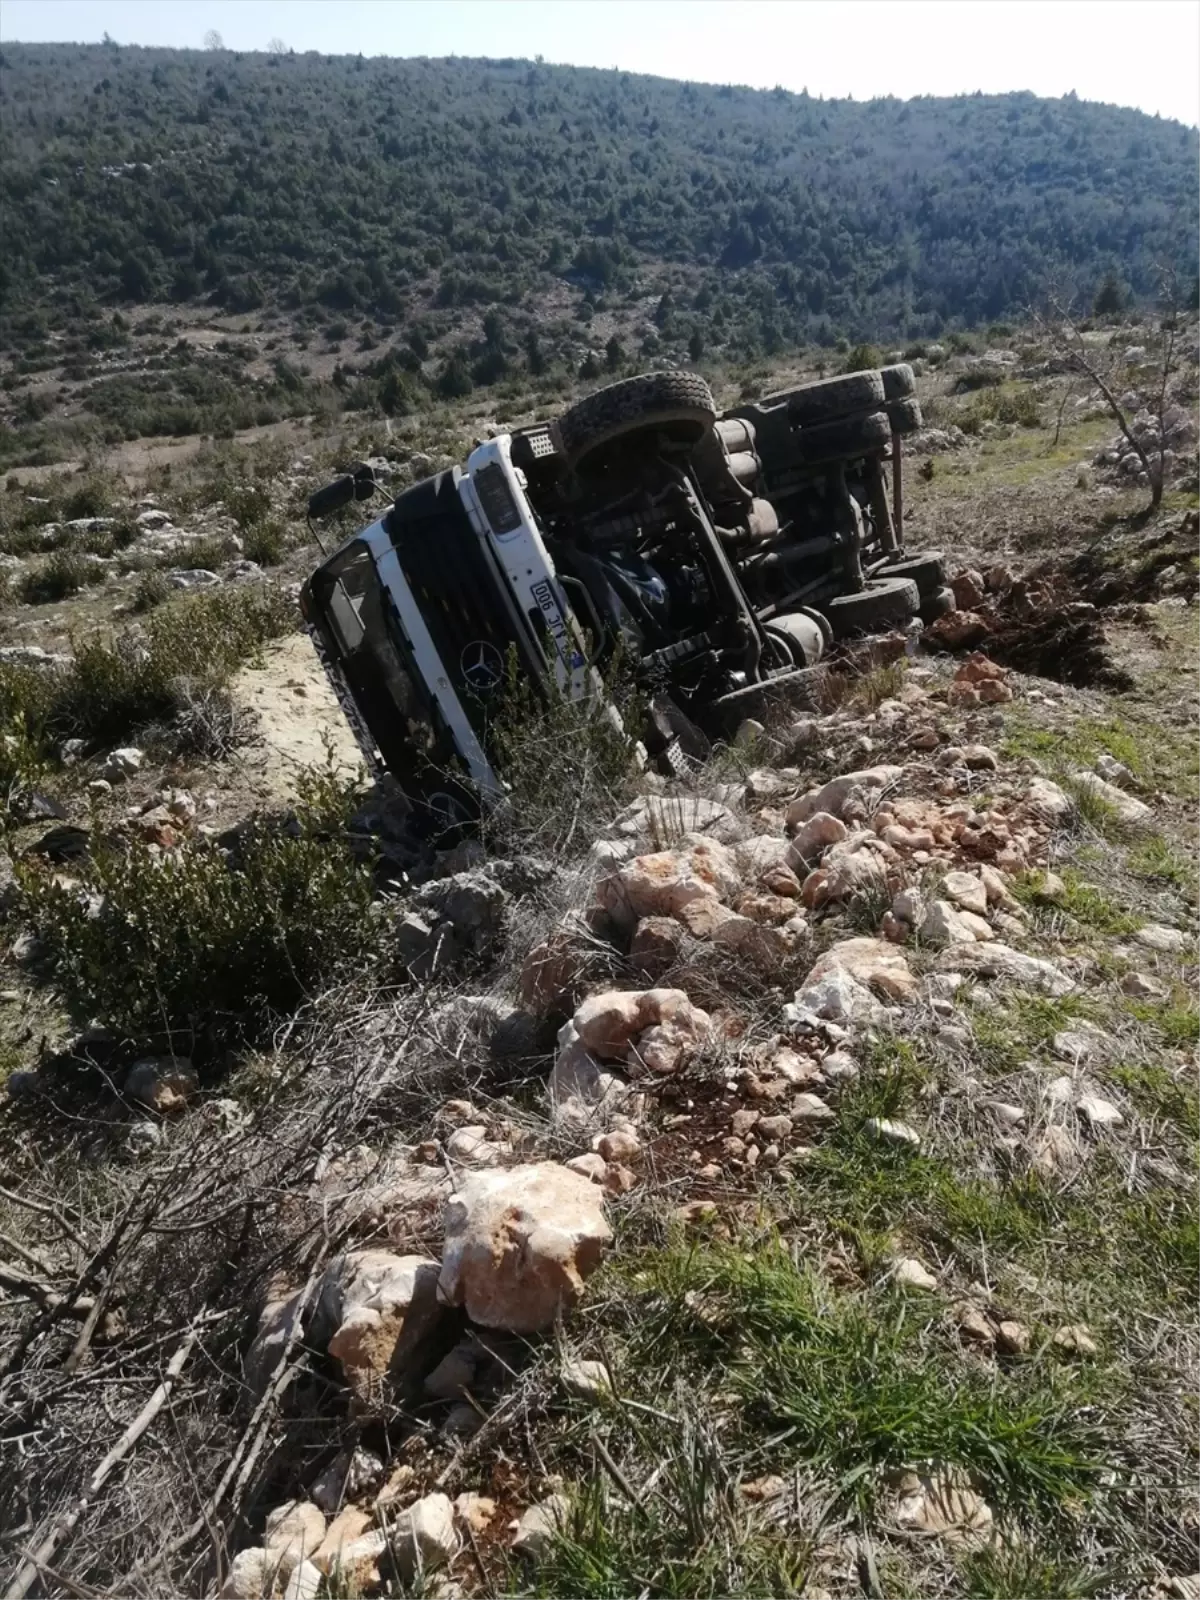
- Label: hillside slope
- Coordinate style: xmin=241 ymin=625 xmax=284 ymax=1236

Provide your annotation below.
xmin=2 ymin=42 xmax=1197 ymax=356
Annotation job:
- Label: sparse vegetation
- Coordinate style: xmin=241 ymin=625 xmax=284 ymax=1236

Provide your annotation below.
xmin=0 ymin=583 xmax=295 ymax=771
xmin=18 ymin=548 xmax=105 ymax=603
xmin=486 ymin=650 xmax=642 ymax=855
xmin=21 ymin=768 xmax=379 ymax=1050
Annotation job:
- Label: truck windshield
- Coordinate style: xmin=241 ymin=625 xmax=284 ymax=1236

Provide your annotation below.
xmin=312 ymin=540 xmax=436 ymax=770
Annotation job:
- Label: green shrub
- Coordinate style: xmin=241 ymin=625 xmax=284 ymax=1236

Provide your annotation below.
xmin=20 ymin=769 xmax=379 ymax=1048
xmin=82 ymin=516 xmax=137 ymax=557
xmin=50 ymin=583 xmax=294 ymax=744
xmin=20 ymin=549 xmax=104 ymax=603
xmin=959 ymin=384 xmax=1041 ymax=433
xmin=0 ymin=667 xmax=53 ymax=799
xmin=0 ymin=583 xmax=294 ymax=767
xmin=843 ymin=342 xmax=883 ymax=373
xmin=61 ymin=472 xmax=120 ymax=521
xmin=223 ymin=481 xmax=273 ymax=530
xmin=954 ymin=364 xmax=1006 ymax=392
xmin=131 ymin=569 xmax=171 ymax=612
xmin=170 ymin=533 xmax=236 ymax=572
xmin=241 ymin=520 xmax=286 ymax=566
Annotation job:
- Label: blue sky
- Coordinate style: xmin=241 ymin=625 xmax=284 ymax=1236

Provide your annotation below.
xmin=3 ymin=0 xmax=1198 ymax=126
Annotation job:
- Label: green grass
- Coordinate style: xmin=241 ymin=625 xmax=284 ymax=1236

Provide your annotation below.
xmin=1002 ymin=710 xmax=1197 ymax=804
xmin=1108 ymin=1062 xmax=1198 ymax=1141
xmin=608 ymin=1234 xmax=1108 ymax=1521
xmin=1127 ymin=834 xmax=1198 ymax=895
xmin=532 ymin=1405 xmax=812 ymax=1598
xmin=1057 ymin=875 xmax=1136 ymax=934
xmin=969 ymin=991 xmax=1097 ymax=1072
xmin=958 ymin=1543 xmax=1119 ymax=1599
xmin=802 ymin=1128 xmax=1048 ymax=1260
xmin=1125 ymin=998 xmax=1200 ymax=1051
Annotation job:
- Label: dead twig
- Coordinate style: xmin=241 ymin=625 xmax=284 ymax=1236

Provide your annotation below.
xmin=134 ymin=1258 xmax=324 ymax=1585
xmin=3 ymin=1324 xmax=201 ymax=1600
xmin=0 ymin=1231 xmax=58 ymax=1277
xmin=0 ymin=1182 xmax=87 ymax=1250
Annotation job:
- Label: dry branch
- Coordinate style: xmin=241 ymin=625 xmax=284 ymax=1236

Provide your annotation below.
xmin=3 ymin=1325 xmax=200 ymax=1600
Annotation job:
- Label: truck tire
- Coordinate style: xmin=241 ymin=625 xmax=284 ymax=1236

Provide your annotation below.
xmin=874 ymin=550 xmax=946 ymax=598
xmin=559 ymin=371 xmax=717 ymax=465
xmin=824 ymin=575 xmax=920 ymax=638
xmin=886 ymin=396 xmax=923 ymax=435
xmin=782 ymin=371 xmax=885 ymax=426
xmin=880 ymin=363 xmax=916 ymax=400
xmin=794 ymin=409 xmax=892 ymax=465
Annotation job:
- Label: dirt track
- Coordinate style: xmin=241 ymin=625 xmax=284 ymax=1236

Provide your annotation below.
xmin=231 ymin=630 xmax=366 ymax=805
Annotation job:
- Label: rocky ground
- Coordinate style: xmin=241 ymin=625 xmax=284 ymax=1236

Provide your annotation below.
xmin=0 ymin=332 xmax=1196 ymax=1599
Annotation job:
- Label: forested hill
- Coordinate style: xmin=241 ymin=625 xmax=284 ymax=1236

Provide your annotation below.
xmin=1 ymin=41 xmax=1197 ymax=355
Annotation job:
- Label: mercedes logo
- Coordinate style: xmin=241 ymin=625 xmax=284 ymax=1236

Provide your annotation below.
xmin=460 ymin=639 xmax=504 ymax=693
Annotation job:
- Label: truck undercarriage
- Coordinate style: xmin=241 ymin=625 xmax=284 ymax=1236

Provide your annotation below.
xmin=300 ymin=366 xmax=948 ymax=837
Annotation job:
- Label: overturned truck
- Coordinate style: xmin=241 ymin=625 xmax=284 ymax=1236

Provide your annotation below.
xmin=301 ymin=365 xmax=948 ymax=835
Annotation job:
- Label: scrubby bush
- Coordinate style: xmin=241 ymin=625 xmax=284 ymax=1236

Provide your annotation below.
xmin=20 ymin=768 xmax=379 ymax=1048
xmin=170 ymin=533 xmax=236 ymax=572
xmin=0 ymin=669 xmax=52 ymax=799
xmin=19 ymin=549 xmax=104 ymax=603
xmin=0 ymin=583 xmax=295 ymax=767
xmin=843 ymin=342 xmax=883 ymax=373
xmin=53 ymin=584 xmax=295 ymax=745
xmin=81 ymin=516 xmax=137 ymax=557
xmin=131 ymin=569 xmax=170 ymax=612
xmin=152 ymin=680 xmax=259 ymax=760
xmin=958 ymin=385 xmax=1042 ymax=433
xmin=241 ymin=520 xmax=286 ymax=566
xmin=223 ymin=481 xmax=273 ymax=530
xmin=61 ymin=471 xmax=120 ymax=521
xmin=487 ymin=650 xmax=641 ymax=855
xmin=954 ymin=364 xmax=1006 ymax=392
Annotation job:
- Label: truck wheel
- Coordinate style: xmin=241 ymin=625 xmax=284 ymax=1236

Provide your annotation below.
xmin=879 ymin=363 xmax=916 ymax=400
xmin=886 ymin=396 xmax=923 ymax=435
xmin=874 ymin=550 xmax=946 ymax=597
xmin=794 ymin=409 xmax=892 ymax=464
xmin=824 ymin=575 xmax=920 ymax=638
xmin=782 ymin=371 xmax=885 ymax=426
xmin=559 ymin=371 xmax=717 ymax=465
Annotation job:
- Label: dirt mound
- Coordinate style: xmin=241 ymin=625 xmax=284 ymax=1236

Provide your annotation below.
xmin=925 ymin=575 xmax=1134 ymax=691
xmin=984 ymin=610 xmax=1135 ymax=690
xmin=1065 ymin=509 xmax=1199 ymax=605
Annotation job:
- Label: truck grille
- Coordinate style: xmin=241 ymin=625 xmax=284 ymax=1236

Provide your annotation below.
xmin=383 ymin=470 xmax=535 ymax=727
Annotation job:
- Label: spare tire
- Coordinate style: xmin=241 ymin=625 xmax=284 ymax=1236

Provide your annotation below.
xmin=559 ymin=371 xmax=716 ymax=466
xmin=880 ymin=363 xmax=916 ymax=400
xmin=886 ymin=396 xmax=923 ymax=436
xmin=781 ymin=371 xmax=886 ymax=426
xmin=824 ymin=576 xmax=920 ymax=638
xmin=795 ymin=409 xmax=892 ymax=465
xmin=874 ymin=550 xmax=946 ymax=598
